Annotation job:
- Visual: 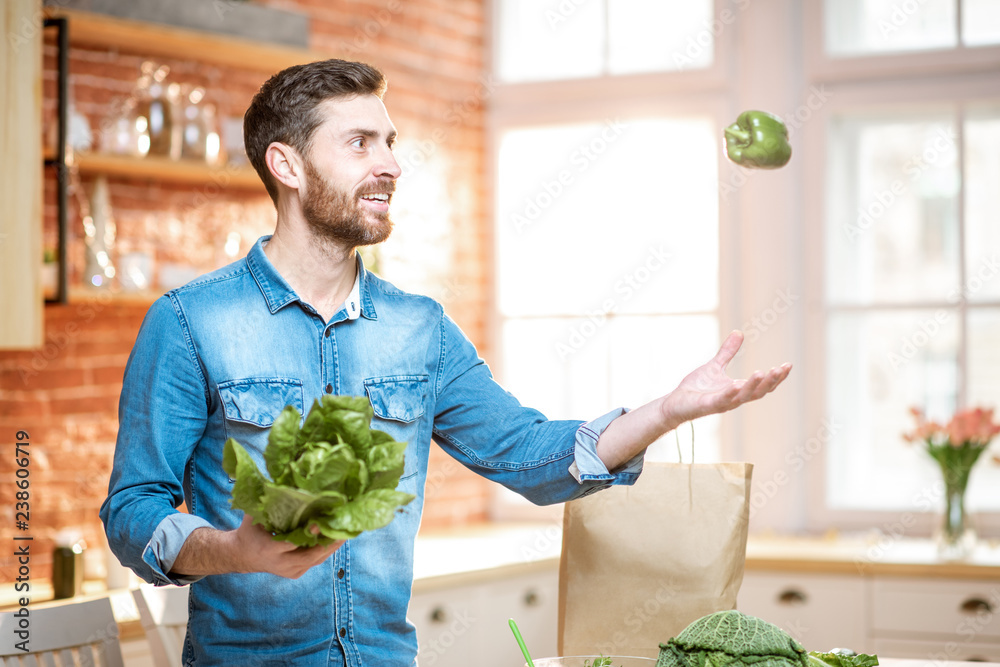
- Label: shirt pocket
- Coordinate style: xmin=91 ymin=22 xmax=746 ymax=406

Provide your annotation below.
xmin=364 ymin=374 xmax=429 ymax=481
xmin=218 ymin=377 xmax=304 ymax=481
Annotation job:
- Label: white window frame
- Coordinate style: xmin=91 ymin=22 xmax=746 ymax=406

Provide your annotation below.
xmin=485 ymin=0 xmax=1000 ymax=534
xmin=800 ymin=0 xmax=1000 ymax=536
xmin=484 ymin=0 xmax=745 ymax=521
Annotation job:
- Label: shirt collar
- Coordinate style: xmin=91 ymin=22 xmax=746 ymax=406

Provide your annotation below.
xmin=247 ymin=235 xmax=377 ymax=320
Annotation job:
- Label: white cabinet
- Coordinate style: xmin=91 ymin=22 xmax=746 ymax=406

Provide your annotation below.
xmin=870 ymin=576 xmax=1000 ymax=662
xmin=409 ymin=564 xmax=559 ymax=667
xmin=738 ymin=571 xmax=869 ymax=653
xmin=739 ymin=568 xmax=1000 ymax=661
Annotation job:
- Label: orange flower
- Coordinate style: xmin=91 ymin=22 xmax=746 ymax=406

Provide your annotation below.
xmin=904 ymin=405 xmax=1000 ymax=448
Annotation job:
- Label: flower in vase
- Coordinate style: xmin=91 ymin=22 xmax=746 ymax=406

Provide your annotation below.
xmin=903 ymin=406 xmax=1000 ymax=557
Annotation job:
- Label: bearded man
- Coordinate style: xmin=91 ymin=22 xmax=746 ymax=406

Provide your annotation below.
xmin=101 ymin=59 xmax=790 ymax=666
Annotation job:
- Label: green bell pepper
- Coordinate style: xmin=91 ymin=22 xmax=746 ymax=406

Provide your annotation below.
xmin=723 ymin=110 xmax=792 ymax=169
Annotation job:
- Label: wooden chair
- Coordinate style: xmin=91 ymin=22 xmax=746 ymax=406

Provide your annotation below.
xmin=0 ymin=596 xmax=125 ymax=666
xmin=131 ymin=584 xmax=189 ymax=667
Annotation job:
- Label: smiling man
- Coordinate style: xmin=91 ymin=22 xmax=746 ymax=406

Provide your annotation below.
xmin=101 ymin=59 xmax=791 ymax=666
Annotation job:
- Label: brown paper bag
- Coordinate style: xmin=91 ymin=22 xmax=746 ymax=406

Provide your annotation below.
xmin=557 ymin=460 xmax=753 ymax=659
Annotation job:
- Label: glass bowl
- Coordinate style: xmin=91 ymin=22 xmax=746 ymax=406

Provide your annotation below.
xmin=527 ymin=657 xmax=657 ymax=667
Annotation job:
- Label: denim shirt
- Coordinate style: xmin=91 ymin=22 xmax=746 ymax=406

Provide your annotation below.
xmin=100 ymin=236 xmax=643 ymax=666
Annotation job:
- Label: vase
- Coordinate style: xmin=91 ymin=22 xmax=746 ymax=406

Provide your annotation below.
xmin=936 ymin=466 xmax=975 ymax=561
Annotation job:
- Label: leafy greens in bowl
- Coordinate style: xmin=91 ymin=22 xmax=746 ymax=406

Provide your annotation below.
xmin=223 ymin=395 xmax=416 ymax=547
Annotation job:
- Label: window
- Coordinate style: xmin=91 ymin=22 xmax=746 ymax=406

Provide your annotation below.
xmin=811 ymin=1 xmax=1000 ymax=529
xmin=490 ymin=0 xmax=1000 ymax=532
xmin=824 ymin=0 xmax=1000 ymax=55
xmin=490 ymin=2 xmax=728 ymax=518
xmin=495 ymin=118 xmax=721 ymax=456
xmin=495 ymin=0 xmax=717 ymax=82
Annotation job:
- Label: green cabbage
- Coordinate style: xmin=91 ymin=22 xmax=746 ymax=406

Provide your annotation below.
xmin=222 ymin=395 xmax=416 ymax=547
xmin=657 ymin=611 xmax=878 ymax=667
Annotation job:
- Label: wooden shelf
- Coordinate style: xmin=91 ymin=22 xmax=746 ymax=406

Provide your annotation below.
xmin=42 ymin=7 xmax=328 ymax=72
xmin=70 ymin=152 xmax=263 ymax=189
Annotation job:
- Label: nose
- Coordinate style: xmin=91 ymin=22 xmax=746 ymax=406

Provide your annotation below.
xmin=375 ymin=144 xmax=402 ymax=180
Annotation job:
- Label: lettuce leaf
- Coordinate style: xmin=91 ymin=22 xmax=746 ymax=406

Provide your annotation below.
xmin=222 ymin=394 xmax=415 ymax=546
xmin=807 ymin=652 xmax=879 ymax=667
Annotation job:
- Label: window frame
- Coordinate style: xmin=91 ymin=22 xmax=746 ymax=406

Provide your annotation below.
xmin=801 ymin=2 xmax=1000 ymax=536
xmin=486 ymin=0 xmax=743 ymax=521
xmin=802 ymin=0 xmax=1000 ymax=84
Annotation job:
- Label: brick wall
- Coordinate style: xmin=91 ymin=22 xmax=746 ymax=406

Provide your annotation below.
xmin=0 ymin=0 xmax=493 ymax=584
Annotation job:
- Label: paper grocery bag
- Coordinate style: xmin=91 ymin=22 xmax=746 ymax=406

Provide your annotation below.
xmin=557 ymin=461 xmax=753 ymax=659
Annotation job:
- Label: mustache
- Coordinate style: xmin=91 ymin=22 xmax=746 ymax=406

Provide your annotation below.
xmin=356 ymin=178 xmax=396 ymax=197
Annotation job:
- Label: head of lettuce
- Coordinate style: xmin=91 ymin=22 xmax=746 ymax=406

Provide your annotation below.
xmin=223 ymin=395 xmax=416 ymax=547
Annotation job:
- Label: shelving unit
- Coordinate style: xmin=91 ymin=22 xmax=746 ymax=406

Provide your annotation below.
xmin=72 ymin=152 xmax=262 ymax=189
xmin=41 ymin=7 xmax=326 ymax=72
xmin=40 ymin=7 xmax=314 ymax=302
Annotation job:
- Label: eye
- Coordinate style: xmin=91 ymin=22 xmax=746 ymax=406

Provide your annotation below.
xmin=350 ymin=137 xmax=365 ymax=149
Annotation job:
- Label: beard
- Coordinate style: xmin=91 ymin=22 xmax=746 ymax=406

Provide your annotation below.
xmin=300 ymin=159 xmax=395 ymax=248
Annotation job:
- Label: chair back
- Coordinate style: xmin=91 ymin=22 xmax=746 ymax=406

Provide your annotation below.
xmin=0 ymin=596 xmax=125 ymax=667
xmin=131 ymin=584 xmax=189 ymax=667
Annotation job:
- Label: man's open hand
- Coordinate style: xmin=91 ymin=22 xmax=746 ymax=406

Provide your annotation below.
xmin=595 ymin=330 xmax=791 ymax=470
xmin=661 ymin=330 xmax=791 ymax=425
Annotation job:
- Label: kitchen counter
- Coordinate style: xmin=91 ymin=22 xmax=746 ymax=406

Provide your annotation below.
xmin=7 ymin=525 xmax=1000 ymax=663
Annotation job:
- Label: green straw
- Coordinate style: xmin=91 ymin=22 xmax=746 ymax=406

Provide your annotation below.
xmin=508 ymin=617 xmax=535 ymax=667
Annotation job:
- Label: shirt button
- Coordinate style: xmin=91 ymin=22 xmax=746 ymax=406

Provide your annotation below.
xmin=339 ymin=627 xmax=347 ymax=638
xmin=337 ymin=568 xmax=345 ymax=579
xmin=325 ymin=329 xmax=331 ymax=338
xmin=326 ymin=384 xmax=333 ymax=393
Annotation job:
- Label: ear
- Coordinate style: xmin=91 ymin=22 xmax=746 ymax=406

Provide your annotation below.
xmin=264 ymin=142 xmax=305 ymax=192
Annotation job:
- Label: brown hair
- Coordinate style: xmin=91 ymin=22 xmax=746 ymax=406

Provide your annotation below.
xmin=243 ymin=59 xmax=387 ymax=204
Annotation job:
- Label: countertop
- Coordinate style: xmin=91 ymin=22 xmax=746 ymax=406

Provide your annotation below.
xmin=411 ymin=522 xmax=1000 ymax=586
xmin=7 ymin=523 xmax=1000 ymax=641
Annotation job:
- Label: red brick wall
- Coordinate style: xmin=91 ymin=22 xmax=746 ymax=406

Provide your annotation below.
xmin=0 ymin=0 xmax=492 ymax=584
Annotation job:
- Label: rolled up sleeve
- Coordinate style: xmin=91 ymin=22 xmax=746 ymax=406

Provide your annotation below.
xmin=569 ymin=407 xmax=644 ymax=492
xmin=143 ymin=513 xmax=215 ymax=586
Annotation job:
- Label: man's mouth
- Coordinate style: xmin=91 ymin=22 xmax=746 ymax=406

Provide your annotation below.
xmin=360 ymin=193 xmax=391 ymax=204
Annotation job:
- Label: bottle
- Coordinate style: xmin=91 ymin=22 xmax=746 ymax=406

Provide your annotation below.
xmin=135 ymin=62 xmax=176 ymax=159
xmin=180 ymin=85 xmax=207 ymax=161
xmin=52 ymin=532 xmax=86 ymax=600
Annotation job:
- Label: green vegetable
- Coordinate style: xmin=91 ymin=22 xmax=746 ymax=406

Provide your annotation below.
xmin=656 ymin=611 xmax=878 ymax=667
xmin=223 ymin=395 xmax=416 ymax=547
xmin=723 ymin=110 xmax=792 ymax=169
xmin=584 ymin=658 xmax=616 ymax=667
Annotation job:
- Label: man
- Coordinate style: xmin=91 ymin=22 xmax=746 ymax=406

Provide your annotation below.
xmin=101 ymin=59 xmax=791 ymax=666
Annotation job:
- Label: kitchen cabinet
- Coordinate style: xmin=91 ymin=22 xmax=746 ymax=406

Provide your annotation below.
xmin=1 ymin=0 xmax=44 ymax=347
xmin=739 ymin=537 xmax=1000 ymax=660
xmin=870 ymin=576 xmax=1000 ymax=661
xmin=738 ymin=571 xmax=868 ymax=652
xmin=409 ymin=562 xmax=559 ymax=667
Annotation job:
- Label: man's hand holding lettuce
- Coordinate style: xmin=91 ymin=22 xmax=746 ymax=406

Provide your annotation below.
xmin=223 ymin=395 xmax=416 ymax=547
